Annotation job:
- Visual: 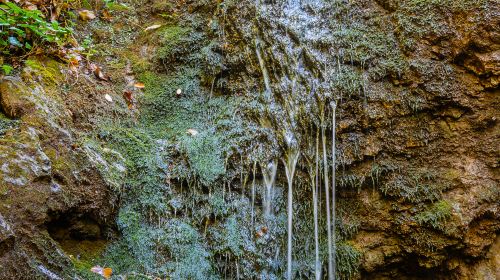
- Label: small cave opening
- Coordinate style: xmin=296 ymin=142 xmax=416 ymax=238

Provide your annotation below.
xmin=46 ymin=210 xmax=114 ymax=261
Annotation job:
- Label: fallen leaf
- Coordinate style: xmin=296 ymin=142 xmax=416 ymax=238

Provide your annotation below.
xmin=261 ymin=226 xmax=268 ymax=234
xmin=101 ymin=10 xmax=113 ymax=21
xmin=102 ymin=267 xmax=112 ymax=279
xmin=187 ymin=129 xmax=198 ymax=136
xmin=79 ymin=10 xmax=96 ymax=20
xmin=24 ymin=3 xmax=37 ymax=10
xmin=123 ymin=90 xmax=135 ymax=109
xmin=104 ymin=94 xmax=113 ymax=102
xmin=91 ymin=64 xmax=109 ymax=81
xmin=255 ymin=226 xmax=268 ymax=238
xmin=145 ymin=24 xmax=162 ymax=31
xmin=134 ymin=82 xmax=145 ymax=89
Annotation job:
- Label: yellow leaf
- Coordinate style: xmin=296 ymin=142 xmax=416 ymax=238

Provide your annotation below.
xmin=102 ymin=267 xmax=112 ymax=279
xmin=79 ymin=10 xmax=96 ymax=21
xmin=134 ymin=82 xmax=145 ymax=89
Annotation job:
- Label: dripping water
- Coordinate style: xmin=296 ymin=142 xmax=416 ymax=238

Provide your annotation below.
xmin=314 ymin=128 xmax=321 ymax=280
xmin=321 ymin=102 xmax=334 ymax=280
xmin=261 ymin=160 xmax=278 ymax=217
xmin=255 ymin=38 xmax=272 ymax=101
xmin=306 ymin=128 xmax=321 ymax=280
xmin=331 ymin=101 xmax=337 ymax=279
xmin=283 ymin=131 xmax=300 ymax=280
xmin=251 ymin=161 xmax=257 ymax=227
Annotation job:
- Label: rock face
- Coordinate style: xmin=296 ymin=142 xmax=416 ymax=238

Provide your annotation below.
xmin=0 ymin=59 xmax=117 ymax=279
xmin=0 ymin=77 xmax=34 ymax=118
xmin=0 ymin=0 xmax=498 ymax=279
xmin=207 ymin=0 xmax=499 ymax=278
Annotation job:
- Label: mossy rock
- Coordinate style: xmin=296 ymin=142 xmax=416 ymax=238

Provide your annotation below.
xmin=0 ymin=77 xmax=34 ymax=118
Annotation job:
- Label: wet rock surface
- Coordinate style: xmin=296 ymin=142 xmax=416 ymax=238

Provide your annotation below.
xmin=0 ymin=59 xmax=117 ymax=279
xmin=0 ymin=0 xmax=498 ymax=279
xmin=213 ymin=0 xmax=499 ymax=278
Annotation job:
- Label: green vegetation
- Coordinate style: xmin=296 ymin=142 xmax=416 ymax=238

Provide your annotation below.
xmin=336 ymin=242 xmax=361 ymax=280
xmin=0 ymin=2 xmax=72 ymax=55
xmin=415 ymin=200 xmax=452 ymax=230
xmin=380 ymin=168 xmax=448 ymax=203
xmin=155 ymin=25 xmax=195 ymax=61
xmin=395 ymin=0 xmax=488 ymax=39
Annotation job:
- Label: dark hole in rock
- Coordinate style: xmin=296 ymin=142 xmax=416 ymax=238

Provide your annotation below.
xmin=46 ymin=210 xmax=112 ymax=261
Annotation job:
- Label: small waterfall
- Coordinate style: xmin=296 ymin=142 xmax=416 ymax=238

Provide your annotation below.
xmin=283 ymin=131 xmax=300 ymax=280
xmin=261 ymin=160 xmax=278 ymax=217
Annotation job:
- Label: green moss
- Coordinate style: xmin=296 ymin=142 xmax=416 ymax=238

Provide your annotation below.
xmin=23 ymin=58 xmax=62 ymax=85
xmin=64 ymin=239 xmax=109 ymax=279
xmin=155 ymin=25 xmax=197 ymax=61
xmin=395 ymin=0 xmax=488 ymax=39
xmin=415 ymin=200 xmax=452 ymax=230
xmin=100 ymin=240 xmax=142 ymax=276
xmin=159 ymin=219 xmax=217 ymax=279
xmin=87 ymin=9 xmax=253 ymax=280
xmin=336 ymin=242 xmax=361 ymax=280
xmin=380 ymin=168 xmax=447 ymax=203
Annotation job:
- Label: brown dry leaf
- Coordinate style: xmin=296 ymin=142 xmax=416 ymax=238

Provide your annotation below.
xmin=79 ymin=10 xmax=96 ymax=21
xmin=123 ymin=90 xmax=135 ymax=109
xmin=91 ymin=64 xmax=109 ymax=81
xmin=134 ymin=82 xmax=145 ymax=89
xmin=144 ymin=24 xmax=162 ymax=31
xmin=67 ymin=50 xmax=82 ymax=66
xmin=261 ymin=226 xmax=268 ymax=234
xmin=24 ymin=3 xmax=38 ymax=10
xmin=255 ymin=226 xmax=268 ymax=238
xmin=101 ymin=10 xmax=113 ymax=21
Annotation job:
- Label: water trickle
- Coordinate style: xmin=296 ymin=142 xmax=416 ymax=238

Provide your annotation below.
xmin=283 ymin=131 xmax=300 ymax=280
xmin=305 ymin=128 xmax=321 ymax=280
xmin=330 ymin=101 xmax=337 ymax=279
xmin=255 ymin=38 xmax=272 ymax=100
xmin=251 ymin=161 xmax=257 ymax=227
xmin=261 ymin=160 xmax=277 ymax=217
xmin=321 ymin=104 xmax=334 ymax=280
xmin=314 ymin=128 xmax=321 ymax=280
xmin=331 ymin=101 xmax=337 ymax=280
